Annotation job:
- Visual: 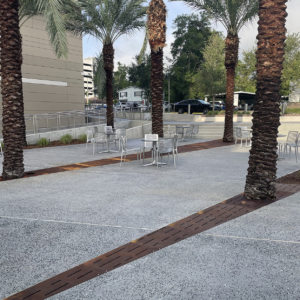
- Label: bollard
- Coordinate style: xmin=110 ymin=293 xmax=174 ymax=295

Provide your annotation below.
xmin=188 ymin=104 xmax=191 ymax=114
xmin=244 ymin=104 xmax=248 ymax=114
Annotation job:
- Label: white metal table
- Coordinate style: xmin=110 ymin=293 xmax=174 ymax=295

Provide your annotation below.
xmin=99 ymin=132 xmax=119 ymax=153
xmin=141 ymin=139 xmax=167 ymax=167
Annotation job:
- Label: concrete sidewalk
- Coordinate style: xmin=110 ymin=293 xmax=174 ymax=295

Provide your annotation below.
xmin=1 ymin=142 xmax=300 ymax=299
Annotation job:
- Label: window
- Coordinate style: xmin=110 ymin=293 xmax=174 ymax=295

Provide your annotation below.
xmin=120 ymin=92 xmax=127 ymax=97
xmin=84 ymin=63 xmax=92 ymax=67
xmin=134 ymin=91 xmax=142 ymax=97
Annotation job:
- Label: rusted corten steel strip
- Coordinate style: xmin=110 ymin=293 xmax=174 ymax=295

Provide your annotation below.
xmin=0 ymin=140 xmax=234 ymax=182
xmin=5 ymin=182 xmax=300 ymax=300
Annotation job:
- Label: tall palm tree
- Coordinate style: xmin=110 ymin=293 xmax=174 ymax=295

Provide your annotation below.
xmin=67 ymin=0 xmax=147 ymax=128
xmin=171 ymin=0 xmax=258 ymax=142
xmin=147 ymin=0 xmax=166 ymax=137
xmin=244 ymin=0 xmax=288 ymax=200
xmin=0 ymin=0 xmax=79 ymax=179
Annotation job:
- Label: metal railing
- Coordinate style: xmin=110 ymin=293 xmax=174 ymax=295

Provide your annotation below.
xmin=0 ymin=109 xmax=107 ymax=136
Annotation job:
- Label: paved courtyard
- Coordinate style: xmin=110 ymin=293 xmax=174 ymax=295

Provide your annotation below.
xmin=1 ymin=139 xmax=300 ymax=299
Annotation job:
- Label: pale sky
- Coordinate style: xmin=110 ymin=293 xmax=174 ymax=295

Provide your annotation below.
xmin=83 ymin=1 xmax=300 ymax=67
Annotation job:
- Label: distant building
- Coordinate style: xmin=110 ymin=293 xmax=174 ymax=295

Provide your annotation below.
xmin=0 ymin=16 xmax=84 ymax=114
xmin=289 ymin=87 xmax=300 ymax=102
xmin=83 ymin=57 xmax=96 ymax=100
xmin=117 ymin=86 xmax=145 ymax=104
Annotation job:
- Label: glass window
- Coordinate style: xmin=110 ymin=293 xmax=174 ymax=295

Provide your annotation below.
xmin=134 ymin=91 xmax=142 ymax=96
xmin=120 ymin=92 xmax=127 ymax=97
xmin=199 ymin=100 xmax=210 ymax=105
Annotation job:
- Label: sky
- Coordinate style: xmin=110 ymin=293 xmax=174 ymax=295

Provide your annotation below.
xmin=82 ymin=1 xmax=300 ymax=68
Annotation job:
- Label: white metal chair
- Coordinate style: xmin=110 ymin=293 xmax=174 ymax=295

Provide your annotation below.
xmin=185 ymin=124 xmax=194 ymax=140
xmin=283 ymin=131 xmax=299 ymax=162
xmin=0 ymin=139 xmax=3 ymax=160
xmin=86 ymin=130 xmax=94 ymax=151
xmin=191 ymin=125 xmax=199 ymax=139
xmin=176 ymin=126 xmax=184 ymax=140
xmin=235 ymin=127 xmax=251 ymax=147
xmin=120 ymin=136 xmax=141 ymax=167
xmin=164 ymin=125 xmax=175 ymax=137
xmin=105 ymin=126 xmax=114 ymax=134
xmin=142 ymin=134 xmax=158 ymax=164
xmin=114 ymin=128 xmax=126 ymax=151
xmin=173 ymin=135 xmax=179 ymax=165
xmin=157 ymin=138 xmax=176 ymax=168
xmin=93 ymin=133 xmax=107 ymax=155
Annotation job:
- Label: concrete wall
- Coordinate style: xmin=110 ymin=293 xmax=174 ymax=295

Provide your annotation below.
xmin=0 ymin=16 xmax=84 ymax=115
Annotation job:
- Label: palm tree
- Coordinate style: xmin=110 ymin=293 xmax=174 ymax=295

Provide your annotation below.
xmin=244 ymin=0 xmax=288 ymax=200
xmin=0 ymin=0 xmax=79 ymax=179
xmin=67 ymin=0 xmax=147 ymax=128
xmin=170 ymin=0 xmax=258 ymax=142
xmin=147 ymin=0 xmax=166 ymax=137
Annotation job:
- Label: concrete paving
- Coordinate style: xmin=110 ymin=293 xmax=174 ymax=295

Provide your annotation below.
xmin=0 ymin=141 xmax=300 ymax=299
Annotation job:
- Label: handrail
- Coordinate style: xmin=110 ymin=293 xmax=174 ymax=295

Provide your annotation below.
xmin=0 ymin=109 xmax=107 ymax=136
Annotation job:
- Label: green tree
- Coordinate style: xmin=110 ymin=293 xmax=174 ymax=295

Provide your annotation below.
xmin=114 ymin=62 xmax=130 ymax=99
xmin=68 ymin=0 xmax=147 ymax=128
xmin=235 ymin=33 xmax=300 ymax=95
xmin=170 ymin=13 xmax=211 ymax=102
xmin=281 ymin=33 xmax=300 ymax=96
xmin=190 ymin=33 xmax=226 ymax=109
xmin=235 ymin=48 xmax=257 ymax=93
xmin=245 ymin=0 xmax=288 ymax=200
xmin=171 ymin=0 xmax=259 ymax=142
xmin=128 ymin=54 xmax=151 ymax=105
xmin=0 ymin=0 xmax=79 ymax=179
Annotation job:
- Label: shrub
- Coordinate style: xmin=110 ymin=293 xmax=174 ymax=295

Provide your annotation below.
xmin=1 ymin=141 xmax=4 ymax=150
xmin=37 ymin=138 xmax=50 ymax=147
xmin=285 ymin=108 xmax=300 ymax=114
xmin=78 ymin=134 xmax=87 ymax=142
xmin=233 ymin=110 xmax=251 ymax=115
xmin=207 ymin=110 xmax=221 ymax=115
xmin=60 ymin=134 xmax=73 ymax=144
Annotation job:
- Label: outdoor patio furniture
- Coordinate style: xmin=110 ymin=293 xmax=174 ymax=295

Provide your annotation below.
xmin=173 ymin=135 xmax=179 ymax=165
xmin=94 ymin=127 xmax=99 ymax=133
xmin=93 ymin=133 xmax=107 ymax=155
xmin=157 ymin=138 xmax=176 ymax=168
xmin=114 ymin=128 xmax=126 ymax=151
xmin=0 ymin=139 xmax=3 ymax=160
xmin=176 ymin=125 xmax=189 ymax=141
xmin=283 ymin=131 xmax=299 ymax=162
xmin=235 ymin=127 xmax=251 ymax=147
xmin=120 ymin=136 xmax=141 ymax=167
xmin=142 ymin=134 xmax=159 ymax=165
xmin=185 ymin=124 xmax=194 ymax=140
xmin=105 ymin=126 xmax=114 ymax=134
xmin=164 ymin=125 xmax=175 ymax=137
xmin=86 ymin=130 xmax=94 ymax=151
xmin=191 ymin=125 xmax=199 ymax=139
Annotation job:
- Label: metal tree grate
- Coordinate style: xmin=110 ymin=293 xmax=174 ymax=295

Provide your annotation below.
xmin=5 ymin=183 xmax=300 ymax=300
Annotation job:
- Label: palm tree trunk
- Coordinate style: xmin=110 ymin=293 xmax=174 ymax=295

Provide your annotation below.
xmin=0 ymin=0 xmax=25 ymax=179
xmin=245 ymin=0 xmax=288 ymax=200
xmin=103 ymin=43 xmax=114 ymax=128
xmin=151 ymin=48 xmax=164 ymax=137
xmin=223 ymin=33 xmax=239 ymax=142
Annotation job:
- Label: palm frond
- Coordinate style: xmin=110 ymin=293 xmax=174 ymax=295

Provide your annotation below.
xmin=138 ymin=23 xmax=149 ymax=64
xmin=169 ymin=0 xmax=258 ymax=35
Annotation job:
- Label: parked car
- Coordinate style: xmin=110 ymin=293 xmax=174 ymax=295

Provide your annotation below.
xmin=95 ymin=104 xmax=107 ymax=109
xmin=115 ymin=102 xmax=130 ymax=110
xmin=174 ymin=99 xmax=213 ymax=114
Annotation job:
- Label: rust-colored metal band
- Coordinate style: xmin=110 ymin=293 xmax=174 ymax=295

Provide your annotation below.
xmin=5 ymin=183 xmax=300 ymax=300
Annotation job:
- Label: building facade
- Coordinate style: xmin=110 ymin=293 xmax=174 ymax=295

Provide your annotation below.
xmin=117 ymin=86 xmax=145 ymax=104
xmin=83 ymin=57 xmax=96 ymax=100
xmin=0 ymin=16 xmax=84 ymax=115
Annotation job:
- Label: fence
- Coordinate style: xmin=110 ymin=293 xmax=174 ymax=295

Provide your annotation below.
xmin=0 ymin=109 xmax=107 ymax=136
